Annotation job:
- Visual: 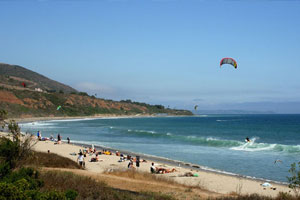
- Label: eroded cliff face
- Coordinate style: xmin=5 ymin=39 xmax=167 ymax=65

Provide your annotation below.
xmin=0 ymin=90 xmax=24 ymax=105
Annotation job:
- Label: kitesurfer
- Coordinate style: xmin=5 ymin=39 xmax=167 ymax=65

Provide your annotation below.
xmin=245 ymin=137 xmax=250 ymax=143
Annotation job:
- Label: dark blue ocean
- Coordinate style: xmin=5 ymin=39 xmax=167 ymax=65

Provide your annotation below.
xmin=20 ymin=114 xmax=300 ymax=182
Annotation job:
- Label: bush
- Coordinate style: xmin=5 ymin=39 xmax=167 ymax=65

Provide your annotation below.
xmin=65 ymin=189 xmax=78 ymax=200
xmin=0 ymin=182 xmax=25 ymax=200
xmin=287 ymin=162 xmax=300 ymax=196
xmin=39 ymin=190 xmax=67 ymax=200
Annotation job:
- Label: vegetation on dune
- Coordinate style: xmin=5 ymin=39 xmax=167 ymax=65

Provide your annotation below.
xmin=23 ymin=151 xmax=81 ymax=169
xmin=40 ymin=170 xmax=175 ymax=200
xmin=0 ymin=110 xmax=78 ymax=199
xmin=213 ymin=193 xmax=300 ymax=200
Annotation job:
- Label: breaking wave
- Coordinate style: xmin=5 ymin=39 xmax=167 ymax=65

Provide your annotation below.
xmin=124 ymin=129 xmax=300 ymax=153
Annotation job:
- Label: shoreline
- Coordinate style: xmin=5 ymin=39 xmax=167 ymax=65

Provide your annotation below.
xmin=12 ymin=114 xmax=156 ymax=123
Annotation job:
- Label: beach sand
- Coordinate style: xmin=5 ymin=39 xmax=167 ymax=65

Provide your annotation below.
xmin=31 ymin=138 xmax=293 ymax=198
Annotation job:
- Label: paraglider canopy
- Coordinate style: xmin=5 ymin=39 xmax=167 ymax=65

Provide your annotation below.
xmin=220 ymin=58 xmax=237 ymax=69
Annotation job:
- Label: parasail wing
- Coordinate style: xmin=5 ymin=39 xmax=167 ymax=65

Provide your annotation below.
xmin=220 ymin=58 xmax=237 ymax=69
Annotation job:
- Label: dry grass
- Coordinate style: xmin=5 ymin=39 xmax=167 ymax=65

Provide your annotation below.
xmin=40 ymin=170 xmax=175 ymax=200
xmin=22 ymin=151 xmax=80 ymax=169
xmin=104 ymin=168 xmax=181 ymax=186
xmin=102 ymin=168 xmax=218 ymax=199
xmin=213 ymin=192 xmax=300 ymax=200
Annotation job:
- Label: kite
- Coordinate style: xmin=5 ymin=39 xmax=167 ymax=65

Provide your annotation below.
xmin=194 ymin=105 xmax=198 ymax=110
xmin=220 ymin=58 xmax=237 ymax=69
xmin=57 ymin=105 xmax=62 ymax=110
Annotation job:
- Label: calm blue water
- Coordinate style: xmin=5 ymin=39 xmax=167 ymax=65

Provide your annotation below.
xmin=20 ymin=115 xmax=300 ymax=182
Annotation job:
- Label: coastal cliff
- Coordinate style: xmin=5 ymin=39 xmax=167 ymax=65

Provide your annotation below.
xmin=0 ymin=63 xmax=192 ymax=118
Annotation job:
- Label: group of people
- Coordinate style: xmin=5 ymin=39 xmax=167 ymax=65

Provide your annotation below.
xmin=127 ymin=156 xmax=142 ymax=169
xmin=36 ymin=131 xmax=70 ymax=144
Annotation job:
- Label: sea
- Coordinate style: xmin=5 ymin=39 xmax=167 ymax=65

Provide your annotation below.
xmin=20 ymin=114 xmax=300 ymax=183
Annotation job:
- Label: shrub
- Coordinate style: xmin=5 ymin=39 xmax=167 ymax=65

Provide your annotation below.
xmin=65 ymin=189 xmax=78 ymax=200
xmin=0 ymin=182 xmax=25 ymax=200
xmin=39 ymin=190 xmax=67 ymax=200
xmin=3 ymin=167 xmax=43 ymax=190
xmin=287 ymin=162 xmax=300 ymax=196
xmin=0 ymin=120 xmax=35 ymax=169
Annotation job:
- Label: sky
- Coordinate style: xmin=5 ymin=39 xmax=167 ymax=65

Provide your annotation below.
xmin=0 ymin=0 xmax=300 ymax=113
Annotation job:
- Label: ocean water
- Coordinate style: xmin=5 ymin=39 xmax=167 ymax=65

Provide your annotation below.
xmin=20 ymin=114 xmax=300 ymax=182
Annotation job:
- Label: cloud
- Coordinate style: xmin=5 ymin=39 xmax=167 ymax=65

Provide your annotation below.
xmin=193 ymin=98 xmax=204 ymax=102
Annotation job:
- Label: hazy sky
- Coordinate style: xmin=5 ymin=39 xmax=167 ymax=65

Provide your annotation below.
xmin=1 ymin=0 xmax=300 ymax=113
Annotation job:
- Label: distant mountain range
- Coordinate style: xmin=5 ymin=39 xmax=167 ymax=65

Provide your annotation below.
xmin=0 ymin=62 xmax=192 ymax=118
xmin=194 ymin=110 xmax=275 ymax=115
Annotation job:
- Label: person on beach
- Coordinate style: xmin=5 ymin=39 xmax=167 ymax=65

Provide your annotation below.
xmin=77 ymin=152 xmax=85 ymax=168
xmin=150 ymin=162 xmax=156 ymax=173
xmin=91 ymin=153 xmax=99 ymax=162
xmin=67 ymin=137 xmax=70 ymax=144
xmin=136 ymin=156 xmax=140 ymax=168
xmin=39 ymin=132 xmax=42 ymax=141
xmin=37 ymin=131 xmax=41 ymax=140
xmin=128 ymin=159 xmax=134 ymax=169
xmin=57 ymin=134 xmax=61 ymax=144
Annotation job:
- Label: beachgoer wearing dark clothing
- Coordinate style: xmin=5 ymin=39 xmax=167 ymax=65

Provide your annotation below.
xmin=150 ymin=162 xmax=156 ymax=173
xmin=67 ymin=137 xmax=70 ymax=144
xmin=136 ymin=156 xmax=140 ymax=168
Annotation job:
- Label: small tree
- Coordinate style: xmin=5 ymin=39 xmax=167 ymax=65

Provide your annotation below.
xmin=0 ymin=110 xmax=36 ymax=169
xmin=0 ymin=109 xmax=7 ymax=128
xmin=287 ymin=162 xmax=300 ymax=196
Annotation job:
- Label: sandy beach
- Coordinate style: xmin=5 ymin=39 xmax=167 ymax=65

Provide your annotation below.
xmin=30 ymin=137 xmax=293 ymax=198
